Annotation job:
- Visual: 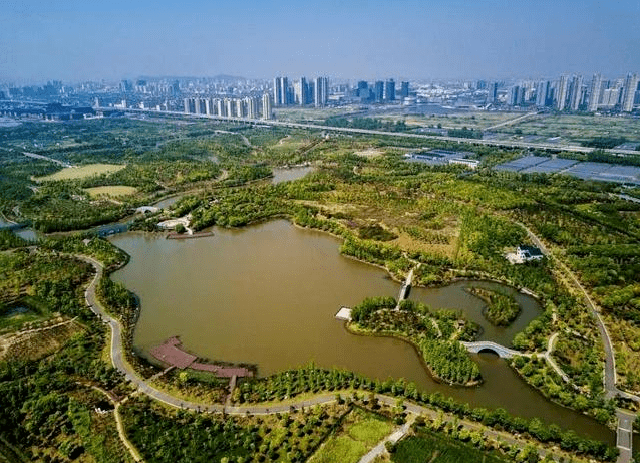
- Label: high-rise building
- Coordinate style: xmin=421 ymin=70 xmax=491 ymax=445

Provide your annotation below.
xmin=400 ymin=81 xmax=409 ymax=99
xmin=556 ymin=75 xmax=569 ymax=111
xmin=273 ymin=76 xmax=290 ymax=106
xmin=384 ymin=79 xmax=395 ymax=101
xmin=120 ymin=80 xmax=133 ymax=93
xmin=601 ymin=87 xmax=621 ymax=108
xmin=508 ymin=86 xmax=524 ymax=106
xmin=235 ymin=99 xmax=245 ymax=118
xmin=244 ymin=97 xmax=258 ymax=119
xmin=262 ymin=93 xmax=273 ymax=120
xmin=224 ymin=98 xmax=233 ymax=118
xmin=184 ymin=98 xmax=196 ymax=113
xmin=215 ymin=99 xmax=223 ymax=117
xmin=569 ymin=75 xmax=583 ymax=111
xmin=488 ymin=82 xmax=499 ymax=104
xmin=170 ymin=80 xmax=180 ymax=97
xmin=273 ymin=77 xmax=282 ymax=106
xmin=314 ymin=77 xmax=329 ymax=107
xmin=622 ymin=73 xmax=639 ymax=112
xmin=588 ymin=73 xmax=602 ymax=112
xmin=294 ymin=77 xmax=308 ymax=105
xmin=536 ymin=81 xmax=550 ymax=107
xmin=374 ymin=81 xmax=384 ymax=102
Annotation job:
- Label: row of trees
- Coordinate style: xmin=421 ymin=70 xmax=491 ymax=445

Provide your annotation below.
xmin=233 ymin=365 xmax=616 ymax=461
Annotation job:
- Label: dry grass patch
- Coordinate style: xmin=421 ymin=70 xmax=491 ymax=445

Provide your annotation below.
xmin=85 ymin=186 xmax=137 ymax=198
xmin=35 ymin=164 xmax=125 ymax=182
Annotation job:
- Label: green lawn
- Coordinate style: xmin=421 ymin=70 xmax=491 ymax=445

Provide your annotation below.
xmin=308 ymin=408 xmax=393 ymax=463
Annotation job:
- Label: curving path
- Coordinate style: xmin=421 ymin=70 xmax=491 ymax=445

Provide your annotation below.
xmin=78 ymin=253 xmax=623 ymax=463
xmin=515 ymin=223 xmax=638 ymax=463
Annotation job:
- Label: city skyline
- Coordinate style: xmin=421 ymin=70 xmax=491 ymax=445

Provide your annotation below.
xmin=2 ymin=0 xmax=640 ymax=84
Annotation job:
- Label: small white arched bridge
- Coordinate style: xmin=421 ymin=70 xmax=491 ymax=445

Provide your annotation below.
xmin=460 ymin=341 xmax=525 ymax=359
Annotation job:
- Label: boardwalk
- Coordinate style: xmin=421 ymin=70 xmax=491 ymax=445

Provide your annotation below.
xmin=150 ymin=336 xmax=253 ymax=377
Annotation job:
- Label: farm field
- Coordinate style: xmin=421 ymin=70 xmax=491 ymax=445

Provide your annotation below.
xmin=496 ymin=114 xmax=640 ymax=146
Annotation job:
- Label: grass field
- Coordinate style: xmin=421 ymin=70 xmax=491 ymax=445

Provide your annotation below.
xmin=308 ymin=408 xmax=393 ymax=463
xmin=380 ymin=111 xmax=524 ymax=131
xmin=392 ymin=429 xmax=509 ymax=463
xmin=85 ymin=185 xmax=137 ymax=198
xmin=496 ymin=114 xmax=640 ymax=145
xmin=35 ymin=163 xmax=125 ymax=182
xmin=275 ymin=107 xmax=356 ymax=122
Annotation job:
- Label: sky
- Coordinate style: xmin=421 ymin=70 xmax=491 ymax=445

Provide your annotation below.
xmin=1 ymin=0 xmax=640 ymax=84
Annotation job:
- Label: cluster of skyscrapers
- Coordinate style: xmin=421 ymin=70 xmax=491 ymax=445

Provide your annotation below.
xmin=499 ymin=72 xmax=639 ymax=112
xmin=183 ymin=94 xmax=272 ymax=120
xmin=273 ymin=76 xmax=329 ymax=107
xmin=353 ymin=79 xmax=409 ymax=102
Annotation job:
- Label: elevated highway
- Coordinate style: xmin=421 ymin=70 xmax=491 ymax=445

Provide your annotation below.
xmin=96 ymin=106 xmax=639 ymax=157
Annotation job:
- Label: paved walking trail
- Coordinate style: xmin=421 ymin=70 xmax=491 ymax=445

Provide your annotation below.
xmin=358 ymin=415 xmax=415 ymax=463
xmin=77 ymin=253 xmax=623 ymax=462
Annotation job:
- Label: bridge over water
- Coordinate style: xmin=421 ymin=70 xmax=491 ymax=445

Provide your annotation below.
xmin=460 ymin=341 xmax=525 ymax=359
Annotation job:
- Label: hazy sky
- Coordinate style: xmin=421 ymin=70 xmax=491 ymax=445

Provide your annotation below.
xmin=2 ymin=0 xmax=639 ymax=84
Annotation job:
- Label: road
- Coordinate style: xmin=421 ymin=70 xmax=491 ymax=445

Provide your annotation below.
xmin=516 ymin=223 xmax=638 ymax=463
xmin=23 ymin=151 xmax=75 ymax=168
xmin=96 ymin=106 xmax=640 ymax=157
xmin=485 ymin=111 xmax=539 ymax=131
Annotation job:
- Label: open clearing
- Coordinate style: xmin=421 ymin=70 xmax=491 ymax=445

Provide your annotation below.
xmin=0 ymin=317 xmax=83 ymax=361
xmin=308 ymin=408 xmax=393 ymax=463
xmin=85 ymin=185 xmax=137 ymax=198
xmin=35 ymin=163 xmax=125 ymax=182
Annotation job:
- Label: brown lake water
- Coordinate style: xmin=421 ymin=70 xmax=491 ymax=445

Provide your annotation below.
xmin=110 ymin=219 xmax=613 ymax=442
